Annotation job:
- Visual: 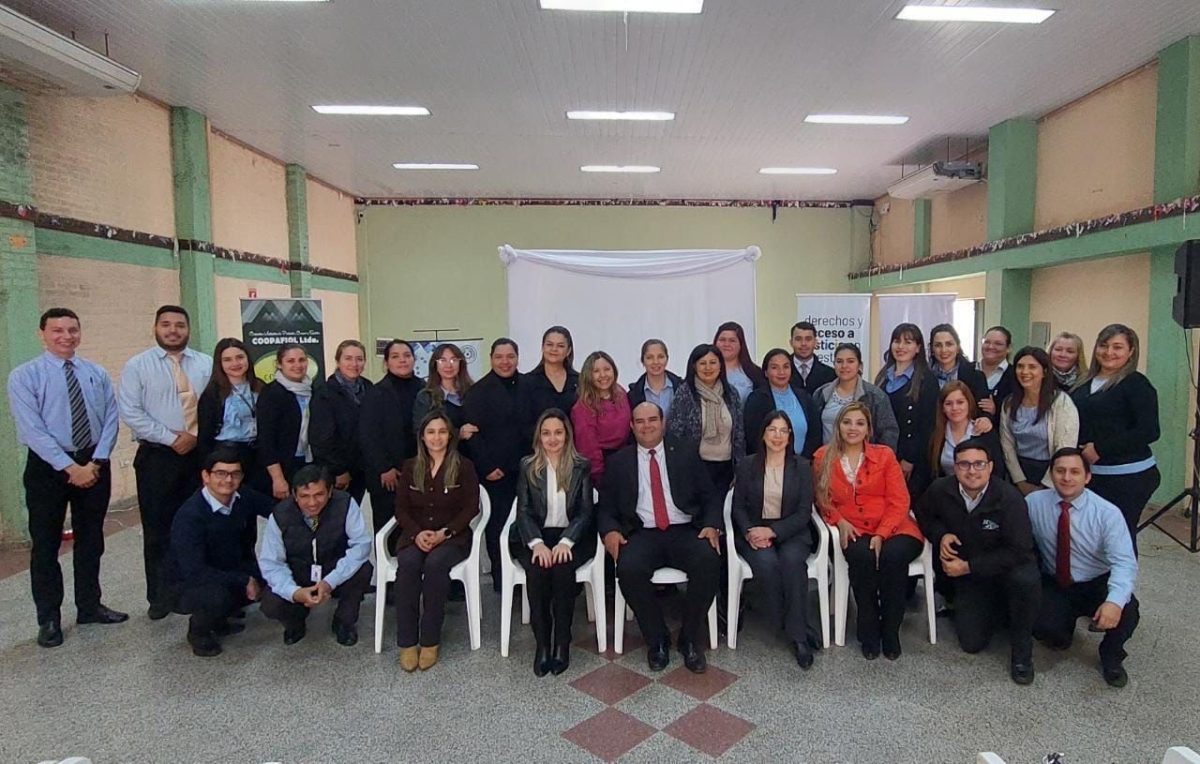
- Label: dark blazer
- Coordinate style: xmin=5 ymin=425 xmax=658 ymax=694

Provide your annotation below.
xmin=463 ymin=371 xmax=532 ymax=478
xmin=310 ymin=374 xmax=374 ymax=477
xmin=742 ymin=386 xmax=822 ymax=459
xmin=511 ymin=455 xmax=595 ymax=547
xmin=936 ymin=359 xmax=990 ymax=406
xmin=982 ymin=365 xmax=1017 ymax=423
xmin=627 ymin=370 xmax=684 ymax=410
xmin=883 ymin=370 xmax=940 ymax=470
xmin=597 ymin=438 xmax=721 ymax=538
xmin=525 ymin=367 xmax=580 ymax=422
xmin=1070 ymin=371 xmax=1160 ymax=467
xmin=256 ymin=381 xmax=305 ymax=471
xmin=393 ymin=456 xmax=481 ymax=549
xmin=358 ymin=373 xmax=423 ymax=485
xmin=914 ymin=476 xmax=1036 ymax=578
xmin=197 ymin=385 xmax=225 ymax=458
xmin=789 ymin=355 xmax=837 ymax=395
xmin=731 ymin=452 xmax=815 ymax=545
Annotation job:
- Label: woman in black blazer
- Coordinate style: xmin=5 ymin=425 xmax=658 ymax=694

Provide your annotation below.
xmin=411 ymin=342 xmax=476 ymax=450
xmin=310 ymin=339 xmax=374 ymax=503
xmin=977 ymin=325 xmax=1016 ymax=420
xmin=525 ymin=326 xmax=580 ymax=424
xmin=510 ymin=409 xmax=595 ymax=677
xmin=359 ymin=339 xmax=423 ymax=532
xmin=732 ymin=410 xmax=818 ymax=668
xmin=874 ymin=323 xmax=940 ymax=499
xmin=743 ymin=348 xmax=822 ymax=459
xmin=197 ymin=337 xmax=267 ymax=492
xmin=928 ymin=324 xmax=989 ymax=403
xmin=1071 ymin=324 xmax=1161 ymax=553
xmin=256 ymin=343 xmax=313 ymax=500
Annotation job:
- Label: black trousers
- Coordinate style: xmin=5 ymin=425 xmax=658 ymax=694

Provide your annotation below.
xmin=367 ymin=485 xmax=397 ymax=542
xmin=735 ymin=532 xmax=812 ymax=645
xmin=514 ymin=529 xmax=595 ymax=648
xmin=134 ymin=443 xmax=201 ymax=607
xmin=1034 ymin=573 xmax=1140 ymax=668
xmin=1088 ymin=467 xmax=1161 ymax=556
xmin=345 ymin=468 xmax=367 ymax=505
xmin=212 ymin=440 xmax=271 ymax=496
xmin=482 ymin=473 xmax=518 ymax=592
xmin=180 ymin=581 xmax=250 ymax=636
xmin=952 ymin=562 xmax=1041 ymax=664
xmin=1017 ymin=457 xmax=1050 ymax=486
xmin=616 ymin=525 xmax=721 ymax=649
xmin=842 ymin=534 xmax=923 ymax=648
xmin=260 ymin=562 xmax=373 ymax=629
xmin=24 ymin=448 xmax=110 ymax=624
xmin=702 ymin=459 xmax=734 ymax=495
xmin=394 ymin=542 xmax=468 ymax=647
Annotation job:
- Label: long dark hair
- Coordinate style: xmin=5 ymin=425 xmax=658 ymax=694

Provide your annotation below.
xmin=760 ymin=348 xmax=794 ymax=389
xmin=928 ymin=323 xmax=970 ymax=370
xmin=532 ymin=325 xmax=576 ymax=374
xmin=757 ymin=410 xmax=797 ymax=455
xmin=1006 ymin=346 xmax=1058 ymax=422
xmin=684 ymin=343 xmax=737 ymax=407
xmin=382 ymin=339 xmax=416 ymax=379
xmin=424 ymin=342 xmax=474 ymax=405
xmin=874 ymin=323 xmax=929 ymax=403
xmin=713 ymin=321 xmax=764 ymax=386
xmin=204 ymin=338 xmax=264 ymax=399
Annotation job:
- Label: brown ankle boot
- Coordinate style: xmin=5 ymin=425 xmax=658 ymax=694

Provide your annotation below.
xmin=399 ymin=646 xmax=419 ymax=673
xmin=418 ymin=645 xmax=439 ymax=670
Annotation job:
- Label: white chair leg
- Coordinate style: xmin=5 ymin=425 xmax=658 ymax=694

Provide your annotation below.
xmin=925 ymin=575 xmax=937 ymax=645
xmin=593 ymin=573 xmax=608 ymax=654
xmin=374 ymin=581 xmax=386 ymax=654
xmin=467 ymin=570 xmax=481 ymax=651
xmin=521 ymin=586 xmax=530 ymax=625
xmin=834 ymin=562 xmax=849 ymax=647
xmin=500 ymin=576 xmax=514 ymax=658
xmin=817 ymin=572 xmax=831 ymax=650
xmin=584 ymin=580 xmax=596 ymax=623
xmin=727 ymin=577 xmax=741 ymax=650
xmin=706 ymin=598 xmax=718 ymax=650
xmin=613 ymin=582 xmax=625 ymax=655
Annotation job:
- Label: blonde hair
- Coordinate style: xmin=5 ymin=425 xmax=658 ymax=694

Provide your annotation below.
xmin=413 ymin=411 xmax=461 ymax=493
xmin=577 ymin=351 xmax=625 ymax=416
xmin=526 ymin=409 xmax=583 ymax=493
xmin=1047 ymin=332 xmax=1087 ymax=380
xmin=1079 ymin=324 xmax=1140 ymax=393
xmin=815 ymin=402 xmax=873 ymax=509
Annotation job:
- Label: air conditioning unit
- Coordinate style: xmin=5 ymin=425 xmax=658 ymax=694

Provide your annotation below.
xmin=0 ymin=6 xmax=140 ymax=96
xmin=887 ymin=161 xmax=983 ymax=200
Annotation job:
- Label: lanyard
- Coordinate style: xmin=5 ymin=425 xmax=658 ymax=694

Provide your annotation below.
xmin=233 ymin=387 xmax=257 ymax=416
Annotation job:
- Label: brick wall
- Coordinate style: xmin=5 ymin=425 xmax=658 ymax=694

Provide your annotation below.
xmin=306 ymin=179 xmax=357 ymax=274
xmin=311 ymin=288 xmax=361 ymax=376
xmin=209 ymin=131 xmax=289 ymax=260
xmin=213 ymin=275 xmax=291 ymax=342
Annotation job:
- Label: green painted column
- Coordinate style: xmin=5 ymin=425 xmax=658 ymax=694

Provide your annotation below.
xmin=983 ymin=268 xmax=1032 ymax=349
xmin=285 ymin=164 xmax=312 ymax=298
xmin=1147 ymin=35 xmax=1200 ymax=502
xmin=0 ymin=83 xmax=42 ymax=543
xmin=913 ymin=198 xmax=932 ymax=260
xmin=170 ymin=107 xmax=217 ymax=352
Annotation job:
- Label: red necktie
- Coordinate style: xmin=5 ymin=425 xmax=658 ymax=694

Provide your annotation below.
xmin=649 ymin=448 xmax=669 ymax=530
xmin=1056 ymin=501 xmax=1073 ymax=588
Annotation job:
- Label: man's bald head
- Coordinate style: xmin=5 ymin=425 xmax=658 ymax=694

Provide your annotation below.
xmin=631 ymin=401 xmax=665 ymax=449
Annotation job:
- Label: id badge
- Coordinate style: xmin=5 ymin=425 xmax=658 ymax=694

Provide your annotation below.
xmin=310 ymin=564 xmax=323 ymax=583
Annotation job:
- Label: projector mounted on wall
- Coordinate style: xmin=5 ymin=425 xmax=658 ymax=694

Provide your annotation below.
xmin=887 ymin=161 xmax=983 ymax=200
xmin=0 ymin=6 xmax=140 ymax=96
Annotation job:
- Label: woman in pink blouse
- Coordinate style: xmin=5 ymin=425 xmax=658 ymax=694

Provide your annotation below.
xmin=570 ymin=351 xmax=632 ymax=488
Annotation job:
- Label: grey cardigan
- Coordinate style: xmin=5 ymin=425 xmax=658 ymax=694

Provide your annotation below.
xmin=666 ymin=381 xmax=746 ymax=466
xmin=812 ymin=377 xmax=900 ymax=450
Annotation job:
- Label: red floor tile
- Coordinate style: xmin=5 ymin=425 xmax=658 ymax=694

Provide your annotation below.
xmin=574 ymin=625 xmax=644 ymax=660
xmin=663 ymin=703 xmax=756 ymax=758
xmin=569 ymin=662 xmax=653 ymax=705
xmin=562 ymin=708 xmax=656 ymax=763
xmin=658 ymin=663 xmax=739 ymax=701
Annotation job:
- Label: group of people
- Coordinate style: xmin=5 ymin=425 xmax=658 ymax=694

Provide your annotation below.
xmin=7 ymin=306 xmax=1158 ymax=687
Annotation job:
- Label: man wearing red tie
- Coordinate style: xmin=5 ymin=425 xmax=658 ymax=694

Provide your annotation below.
xmin=598 ymin=402 xmax=722 ymax=674
xmin=1026 ymin=447 xmax=1140 ymax=688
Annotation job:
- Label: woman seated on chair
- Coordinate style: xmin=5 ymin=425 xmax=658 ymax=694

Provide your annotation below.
xmin=813 ymin=402 xmax=923 ymax=661
xmin=511 ymin=408 xmax=596 ymax=677
xmin=393 ymin=411 xmax=480 ymax=673
xmin=731 ymin=410 xmax=820 ymax=670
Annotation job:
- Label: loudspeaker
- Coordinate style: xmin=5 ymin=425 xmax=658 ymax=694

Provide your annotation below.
xmin=1174 ymin=240 xmax=1200 ymax=329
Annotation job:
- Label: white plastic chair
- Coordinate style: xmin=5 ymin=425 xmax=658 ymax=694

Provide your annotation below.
xmin=827 ymin=517 xmax=936 ymax=647
xmin=498 ymin=497 xmax=607 ymax=656
xmin=1163 ymin=748 xmax=1200 ymax=764
xmin=358 ymin=493 xmax=376 ymax=583
xmin=372 ymin=489 xmax=491 ymax=653
xmin=37 ymin=759 xmax=92 ymax=764
xmin=976 ymin=754 xmax=1007 ymax=764
xmin=613 ymin=563 xmax=718 ymax=653
xmin=723 ymin=490 xmax=831 ymax=649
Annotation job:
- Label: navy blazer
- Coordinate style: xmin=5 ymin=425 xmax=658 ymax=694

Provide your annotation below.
xmin=597 ymin=438 xmax=721 ymax=537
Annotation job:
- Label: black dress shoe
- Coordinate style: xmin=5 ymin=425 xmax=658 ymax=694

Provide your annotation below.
xmin=1102 ymin=664 xmax=1129 ymax=688
xmin=861 ymin=643 xmax=880 ymax=661
xmin=882 ymin=635 xmax=902 ymax=661
xmin=806 ymin=631 xmax=823 ymax=652
xmin=647 ymin=639 xmax=670 ymax=672
xmin=551 ymin=644 xmax=570 ymax=675
xmin=213 ymin=620 xmax=246 ymax=637
xmin=534 ymin=645 xmax=551 ymax=677
xmin=147 ymin=603 xmax=172 ymax=621
xmin=679 ymin=640 xmax=707 ymax=674
xmin=1011 ymin=662 xmax=1035 ymax=685
xmin=794 ymin=642 xmax=814 ymax=670
xmin=283 ymin=625 xmax=307 ymax=645
xmin=332 ymin=621 xmax=358 ymax=646
xmin=77 ymin=604 xmax=129 ymax=625
xmin=187 ymin=630 xmax=222 ymax=658
xmin=37 ymin=620 xmax=63 ymax=648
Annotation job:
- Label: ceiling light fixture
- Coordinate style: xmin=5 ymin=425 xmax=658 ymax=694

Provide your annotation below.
xmin=313 ymin=105 xmax=429 ymax=116
xmin=896 ymin=5 xmax=1055 ymax=23
xmin=805 ymin=114 xmax=909 ymax=125
xmin=540 ymin=0 xmax=702 ymax=13
xmin=567 ymin=110 xmax=675 ymax=121
xmin=393 ymin=163 xmax=479 ymax=170
xmin=759 ymin=167 xmax=838 ymax=175
xmin=581 ymin=165 xmax=661 ymax=173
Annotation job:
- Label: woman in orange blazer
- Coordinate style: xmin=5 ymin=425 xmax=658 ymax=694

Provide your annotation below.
xmin=813 ymin=402 xmax=923 ymax=661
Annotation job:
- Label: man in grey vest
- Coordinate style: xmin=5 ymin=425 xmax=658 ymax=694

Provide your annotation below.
xmin=258 ymin=465 xmax=373 ymax=646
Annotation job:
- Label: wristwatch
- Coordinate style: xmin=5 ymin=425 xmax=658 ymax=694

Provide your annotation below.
xmin=441 ymin=527 xmax=453 ymax=539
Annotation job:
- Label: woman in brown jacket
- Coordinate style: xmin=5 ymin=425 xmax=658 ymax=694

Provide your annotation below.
xmin=394 ymin=410 xmax=480 ymax=672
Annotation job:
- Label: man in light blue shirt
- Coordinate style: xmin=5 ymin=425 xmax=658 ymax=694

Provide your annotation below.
xmin=7 ymin=307 xmax=126 ymax=647
xmin=1027 ymin=447 xmax=1139 ymax=688
xmin=258 ymin=465 xmax=373 ymax=647
xmin=118 ymin=305 xmax=213 ymax=619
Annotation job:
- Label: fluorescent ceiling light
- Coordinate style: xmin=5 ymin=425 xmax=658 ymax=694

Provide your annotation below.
xmin=567 ymin=110 xmax=675 ymax=121
xmin=313 ymin=105 xmax=429 ymax=116
xmin=393 ymin=163 xmax=479 ymax=170
xmin=896 ymin=5 xmax=1055 ymax=23
xmin=805 ymin=114 xmax=909 ymax=125
xmin=233 ymin=0 xmax=329 ymax=3
xmin=541 ymin=0 xmax=702 ymax=13
xmin=581 ymin=165 xmax=661 ymax=173
xmin=759 ymin=167 xmax=838 ymax=175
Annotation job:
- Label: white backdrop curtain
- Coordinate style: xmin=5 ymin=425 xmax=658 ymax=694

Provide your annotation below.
xmin=499 ymin=245 xmax=761 ymax=381
xmin=876 ymin=293 xmax=956 ymax=365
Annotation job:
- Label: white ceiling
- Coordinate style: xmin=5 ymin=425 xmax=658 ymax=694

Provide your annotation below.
xmin=9 ymin=0 xmax=1200 ymax=200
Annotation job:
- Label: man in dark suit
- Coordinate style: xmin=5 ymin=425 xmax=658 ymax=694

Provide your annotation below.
xmin=914 ymin=439 xmax=1041 ymax=685
xmin=789 ymin=321 xmax=837 ymax=394
xmin=599 ymin=402 xmax=722 ymax=674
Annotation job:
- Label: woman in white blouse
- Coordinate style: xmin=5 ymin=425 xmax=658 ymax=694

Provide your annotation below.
xmin=1000 ymin=347 xmax=1079 ymax=494
xmin=511 ymin=409 xmax=596 ymax=677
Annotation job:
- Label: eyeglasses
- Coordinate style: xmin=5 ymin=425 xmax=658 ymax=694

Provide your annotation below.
xmin=765 ymin=427 xmax=791 ymax=436
xmin=436 ymin=357 xmax=460 ymax=365
xmin=210 ymin=469 xmax=244 ymax=481
xmin=953 ymin=461 xmax=990 ymax=472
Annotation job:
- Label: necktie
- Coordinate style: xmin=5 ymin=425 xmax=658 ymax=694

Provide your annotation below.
xmin=649 ymin=448 xmax=669 ymax=530
xmin=1055 ymin=501 xmax=1073 ymax=588
xmin=63 ymin=360 xmax=94 ymax=450
xmin=170 ymin=355 xmax=199 ymax=436
xmin=800 ymin=362 xmax=809 ymax=383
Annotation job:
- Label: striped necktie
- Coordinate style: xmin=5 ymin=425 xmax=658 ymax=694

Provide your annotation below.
xmin=63 ymin=360 xmax=94 ymax=451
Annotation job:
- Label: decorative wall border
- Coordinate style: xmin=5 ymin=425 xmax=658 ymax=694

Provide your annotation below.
xmin=355 ymin=196 xmax=872 ymax=209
